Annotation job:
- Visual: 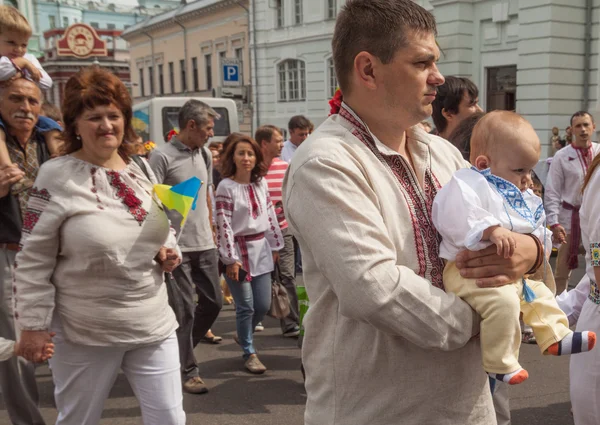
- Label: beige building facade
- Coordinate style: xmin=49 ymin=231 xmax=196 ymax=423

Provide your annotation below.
xmin=122 ymin=0 xmax=251 ymax=133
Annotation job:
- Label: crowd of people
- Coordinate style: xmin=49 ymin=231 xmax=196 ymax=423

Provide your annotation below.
xmin=1 ymin=0 xmax=600 ymax=424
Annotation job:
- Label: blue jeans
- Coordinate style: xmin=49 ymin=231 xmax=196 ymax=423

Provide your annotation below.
xmin=226 ymin=272 xmax=272 ymax=359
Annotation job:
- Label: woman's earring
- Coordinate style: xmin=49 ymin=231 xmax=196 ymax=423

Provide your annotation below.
xmin=76 ymin=135 xmax=81 ymax=141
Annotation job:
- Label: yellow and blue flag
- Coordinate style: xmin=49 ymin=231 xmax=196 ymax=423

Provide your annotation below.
xmin=153 ymin=177 xmax=202 ymax=227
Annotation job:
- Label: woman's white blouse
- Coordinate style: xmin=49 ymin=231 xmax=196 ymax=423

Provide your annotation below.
xmin=14 ymin=156 xmax=178 ymax=346
xmin=215 ymin=178 xmax=283 ymax=277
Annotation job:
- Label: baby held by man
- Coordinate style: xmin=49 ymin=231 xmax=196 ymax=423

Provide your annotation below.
xmin=433 ymin=110 xmax=595 ymax=385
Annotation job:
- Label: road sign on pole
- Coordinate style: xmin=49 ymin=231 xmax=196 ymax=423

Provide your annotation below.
xmin=221 ymin=58 xmax=242 ymax=87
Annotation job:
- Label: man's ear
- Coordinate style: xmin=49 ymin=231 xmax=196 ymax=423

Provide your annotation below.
xmin=354 ymin=51 xmax=379 ymax=91
xmin=474 ymin=154 xmax=490 ymax=170
xmin=441 ymin=108 xmax=454 ymax=122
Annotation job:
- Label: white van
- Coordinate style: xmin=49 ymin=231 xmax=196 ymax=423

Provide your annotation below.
xmin=132 ymin=97 xmax=239 ymax=145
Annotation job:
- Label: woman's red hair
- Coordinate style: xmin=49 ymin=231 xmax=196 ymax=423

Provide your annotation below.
xmin=61 ymin=67 xmax=137 ymax=159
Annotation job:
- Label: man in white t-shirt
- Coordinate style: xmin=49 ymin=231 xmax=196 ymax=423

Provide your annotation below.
xmin=280 ymin=115 xmax=311 ymax=163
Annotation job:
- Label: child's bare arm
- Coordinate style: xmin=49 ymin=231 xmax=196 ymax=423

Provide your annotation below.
xmin=0 ymin=128 xmax=15 ymax=167
xmin=482 ymin=225 xmax=517 ymax=259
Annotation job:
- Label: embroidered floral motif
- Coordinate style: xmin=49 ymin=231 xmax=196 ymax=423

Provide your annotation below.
xmin=248 ymin=185 xmax=260 ymax=219
xmin=21 ymin=187 xmax=52 ymax=236
xmin=106 ymin=170 xmax=148 ymax=225
xmin=478 ymin=168 xmax=538 ymax=227
xmin=340 ymin=103 xmax=445 ymax=289
xmin=591 ymin=242 xmax=600 ymax=267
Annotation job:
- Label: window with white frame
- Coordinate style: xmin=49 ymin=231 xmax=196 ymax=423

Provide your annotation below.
xmin=278 ymin=60 xmax=306 ymax=102
xmin=294 ymin=0 xmax=303 ymax=25
xmin=327 ymin=58 xmax=338 ymax=98
xmin=276 ymin=0 xmax=284 ymax=28
xmin=327 ymin=0 xmax=337 ymax=19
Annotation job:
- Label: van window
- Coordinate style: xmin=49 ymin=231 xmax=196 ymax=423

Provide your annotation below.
xmin=132 ymin=107 xmax=151 ymax=142
xmin=162 ymin=107 xmax=231 ymax=139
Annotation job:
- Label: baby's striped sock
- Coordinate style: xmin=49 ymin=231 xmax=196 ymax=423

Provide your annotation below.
xmin=488 ymin=368 xmax=529 ymax=385
xmin=547 ymin=331 xmax=596 ymax=356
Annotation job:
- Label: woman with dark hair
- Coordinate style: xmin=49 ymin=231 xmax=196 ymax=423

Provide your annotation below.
xmin=447 ymin=111 xmax=486 ymax=161
xmin=215 ymin=133 xmax=283 ymax=374
xmin=13 ymin=67 xmax=186 ymax=425
xmin=569 ymin=153 xmax=600 ymax=425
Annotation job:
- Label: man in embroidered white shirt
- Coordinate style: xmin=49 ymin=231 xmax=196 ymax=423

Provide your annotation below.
xmin=282 ymin=1 xmax=543 ymax=424
xmin=545 ymin=111 xmax=600 ymax=294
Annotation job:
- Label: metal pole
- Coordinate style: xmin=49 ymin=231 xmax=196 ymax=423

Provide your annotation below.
xmin=142 ymin=31 xmax=155 ymax=98
xmin=236 ymin=0 xmax=254 ymax=133
xmin=583 ymin=0 xmax=592 ymax=111
xmin=173 ymin=16 xmax=188 ymax=95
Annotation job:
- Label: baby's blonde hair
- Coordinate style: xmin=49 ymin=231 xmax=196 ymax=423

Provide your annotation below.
xmin=469 ymin=110 xmax=535 ymax=164
xmin=0 ymin=6 xmax=32 ymax=38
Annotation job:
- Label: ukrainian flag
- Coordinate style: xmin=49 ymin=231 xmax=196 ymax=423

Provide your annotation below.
xmin=153 ymin=177 xmax=202 ymax=227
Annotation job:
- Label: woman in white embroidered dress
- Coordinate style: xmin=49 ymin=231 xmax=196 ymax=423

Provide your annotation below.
xmin=215 ymin=133 xmax=283 ymax=374
xmin=13 ymin=68 xmax=186 ymax=425
xmin=570 ymin=153 xmax=600 ymax=425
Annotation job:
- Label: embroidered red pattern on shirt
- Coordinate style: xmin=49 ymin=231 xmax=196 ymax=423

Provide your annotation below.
xmin=339 ymin=104 xmax=445 ymax=290
xmin=247 ymin=185 xmax=260 ymax=219
xmin=21 ymin=187 xmax=52 ymax=236
xmin=106 ymin=170 xmax=148 ymax=225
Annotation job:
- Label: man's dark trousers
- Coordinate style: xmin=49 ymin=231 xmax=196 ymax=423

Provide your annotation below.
xmin=168 ymin=249 xmax=222 ymax=380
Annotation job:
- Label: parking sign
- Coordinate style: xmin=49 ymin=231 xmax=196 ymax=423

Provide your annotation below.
xmin=221 ymin=58 xmax=242 ymax=87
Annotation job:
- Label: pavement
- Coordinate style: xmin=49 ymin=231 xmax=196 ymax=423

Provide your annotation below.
xmin=0 ymin=257 xmax=588 ymax=425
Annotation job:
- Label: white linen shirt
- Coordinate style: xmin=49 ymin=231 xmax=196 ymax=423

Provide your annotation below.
xmin=580 ymin=167 xmax=600 ymax=281
xmin=0 ymin=338 xmax=15 ymax=361
xmin=14 ymin=156 xmax=178 ymax=346
xmin=283 ymin=110 xmax=495 ymax=425
xmin=545 ymin=143 xmax=600 ymax=231
xmin=215 ymin=178 xmax=283 ymax=277
xmin=433 ymin=168 xmax=550 ymax=261
xmin=0 ymin=54 xmax=52 ymax=89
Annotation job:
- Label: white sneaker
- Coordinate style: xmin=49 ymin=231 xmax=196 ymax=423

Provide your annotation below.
xmin=254 ymin=322 xmax=264 ymax=332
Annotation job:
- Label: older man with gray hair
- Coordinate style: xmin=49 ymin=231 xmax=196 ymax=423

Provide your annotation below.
xmin=0 ymin=77 xmax=48 ymax=425
xmin=149 ymin=99 xmax=222 ymax=395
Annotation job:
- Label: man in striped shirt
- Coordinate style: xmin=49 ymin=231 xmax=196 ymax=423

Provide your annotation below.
xmin=257 ymin=125 xmax=300 ymax=337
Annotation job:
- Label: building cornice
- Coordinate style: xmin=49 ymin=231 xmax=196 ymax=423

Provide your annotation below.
xmin=121 ymin=0 xmax=247 ymax=40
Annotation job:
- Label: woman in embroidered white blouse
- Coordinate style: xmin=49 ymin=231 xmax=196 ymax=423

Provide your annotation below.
xmin=215 ymin=133 xmax=283 ymax=374
xmin=13 ymin=68 xmax=186 ymax=425
xmin=570 ymin=152 xmax=600 ymax=425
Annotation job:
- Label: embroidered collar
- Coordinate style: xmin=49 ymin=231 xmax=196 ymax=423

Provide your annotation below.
xmin=339 ymin=102 xmax=430 ymax=155
xmin=339 ymin=101 xmax=445 ymax=290
xmin=476 ymin=167 xmax=541 ymax=225
xmin=572 ymin=143 xmax=592 ymax=151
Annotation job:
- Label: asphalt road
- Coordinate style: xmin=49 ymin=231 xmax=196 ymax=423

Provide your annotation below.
xmin=0 ymin=257 xmax=588 ymax=425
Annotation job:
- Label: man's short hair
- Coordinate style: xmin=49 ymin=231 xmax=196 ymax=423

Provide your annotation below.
xmin=570 ymin=111 xmax=594 ymax=126
xmin=0 ymin=6 xmax=32 ymax=38
xmin=332 ymin=0 xmax=436 ymax=94
xmin=255 ymin=125 xmax=282 ymax=145
xmin=431 ymin=76 xmax=479 ymax=134
xmin=288 ymin=115 xmax=311 ymax=132
xmin=178 ymin=99 xmax=220 ymax=131
xmin=41 ymin=102 xmax=63 ymax=123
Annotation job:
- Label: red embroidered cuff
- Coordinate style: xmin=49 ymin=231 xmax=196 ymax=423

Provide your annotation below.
xmin=550 ymin=224 xmax=561 ymax=230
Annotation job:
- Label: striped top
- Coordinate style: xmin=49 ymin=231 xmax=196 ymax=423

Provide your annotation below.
xmin=264 ymin=157 xmax=288 ymax=230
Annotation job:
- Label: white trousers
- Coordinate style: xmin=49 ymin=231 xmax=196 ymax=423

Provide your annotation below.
xmin=49 ymin=329 xmax=185 ymax=425
xmin=571 ymin=299 xmax=600 ymax=425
